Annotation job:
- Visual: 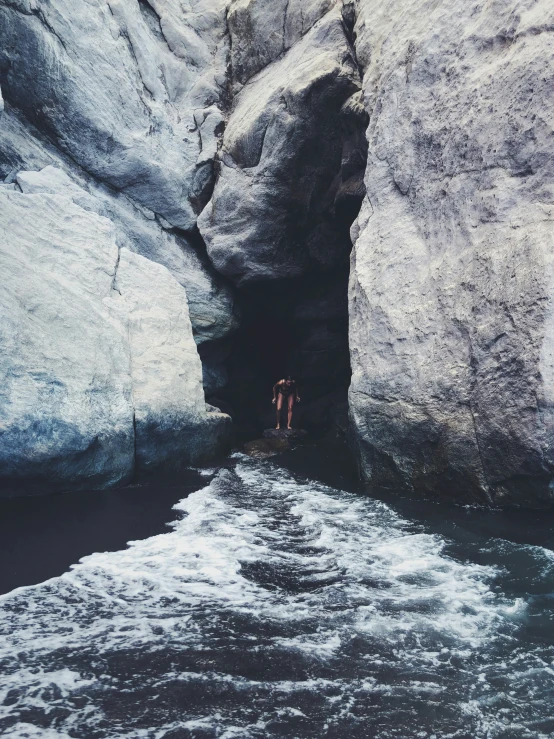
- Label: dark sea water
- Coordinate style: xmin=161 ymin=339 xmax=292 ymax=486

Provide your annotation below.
xmin=2 ymin=449 xmax=554 ymax=738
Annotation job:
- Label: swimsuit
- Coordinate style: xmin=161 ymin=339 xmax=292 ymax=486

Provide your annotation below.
xmin=278 ymin=382 xmax=296 ymax=397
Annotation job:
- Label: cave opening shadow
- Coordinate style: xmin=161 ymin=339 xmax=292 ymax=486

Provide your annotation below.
xmin=210 ymin=270 xmax=353 ymax=440
xmin=205 ymin=83 xmax=369 ymax=441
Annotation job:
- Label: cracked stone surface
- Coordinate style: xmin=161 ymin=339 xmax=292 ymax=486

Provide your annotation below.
xmin=348 ymin=0 xmax=554 ymax=505
xmin=199 ymin=6 xmax=362 ymax=285
xmin=0 ymin=185 xmax=229 ymax=495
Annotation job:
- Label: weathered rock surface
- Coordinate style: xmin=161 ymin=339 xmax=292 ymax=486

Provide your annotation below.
xmin=349 ymin=0 xmax=554 ymax=505
xmin=227 ymin=0 xmax=335 ymax=87
xmin=199 ymin=7 xmax=362 ymax=285
xmin=12 ymin=163 xmax=238 ymax=345
xmin=113 ymin=249 xmax=231 ymax=473
xmin=197 ymin=4 xmax=365 ymax=437
xmin=0 ymin=0 xmax=229 ymax=228
xmin=0 ymin=186 xmax=229 ymax=495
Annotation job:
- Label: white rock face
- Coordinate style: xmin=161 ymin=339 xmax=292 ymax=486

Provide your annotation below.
xmin=349 ymin=0 xmax=554 ymax=505
xmin=0 ymin=187 xmax=134 ymax=493
xmin=14 ymin=165 xmax=238 ymax=344
xmin=199 ymin=7 xmax=361 ymax=285
xmin=0 ymin=0 xmax=229 ymax=228
xmin=113 ymin=248 xmax=230 ymax=472
xmin=0 ymin=185 xmax=229 ymax=495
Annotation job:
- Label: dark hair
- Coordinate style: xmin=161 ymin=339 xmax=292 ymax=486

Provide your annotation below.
xmin=286 ymin=375 xmax=293 ymax=381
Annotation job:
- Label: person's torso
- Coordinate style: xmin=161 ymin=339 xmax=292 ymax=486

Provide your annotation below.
xmin=278 ymin=381 xmax=296 ymax=396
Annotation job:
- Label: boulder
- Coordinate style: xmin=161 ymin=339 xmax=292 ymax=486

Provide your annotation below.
xmin=13 ymin=165 xmax=239 ymax=345
xmin=198 ymin=8 xmax=361 ymax=285
xmin=227 ymin=0 xmax=335 ymax=87
xmin=263 ymin=428 xmax=308 ymax=440
xmin=0 ymin=187 xmax=134 ymax=494
xmin=0 ymin=186 xmax=229 ymax=496
xmin=112 ymin=248 xmax=231 ymax=473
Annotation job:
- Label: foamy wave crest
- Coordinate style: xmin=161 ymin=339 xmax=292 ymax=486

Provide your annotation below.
xmin=0 ymin=457 xmax=550 ymax=738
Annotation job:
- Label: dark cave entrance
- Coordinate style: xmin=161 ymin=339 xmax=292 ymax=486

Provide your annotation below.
xmin=205 ymin=268 xmax=354 ymax=440
xmin=202 ymin=174 xmax=366 ymax=441
xmin=201 ymin=79 xmax=368 ymax=440
xmin=222 ymin=239 xmax=358 ymax=439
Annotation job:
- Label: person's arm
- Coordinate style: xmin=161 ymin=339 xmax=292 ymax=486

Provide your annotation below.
xmin=272 ymin=382 xmax=280 ymax=404
xmin=296 ymin=384 xmax=300 ymax=402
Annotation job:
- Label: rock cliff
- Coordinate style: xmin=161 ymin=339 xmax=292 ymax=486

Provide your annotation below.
xmin=0 ymin=0 xmax=236 ymax=494
xmin=1 ymin=0 xmax=553 ymax=504
xmin=0 ymin=181 xmax=229 ymax=495
xmin=348 ymin=0 xmax=554 ymax=506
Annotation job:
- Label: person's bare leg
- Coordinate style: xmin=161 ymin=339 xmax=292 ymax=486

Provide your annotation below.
xmin=276 ymin=394 xmax=283 ymax=429
xmin=287 ymin=394 xmax=294 ymax=429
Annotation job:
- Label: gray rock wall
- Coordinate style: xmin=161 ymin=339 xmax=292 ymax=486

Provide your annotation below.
xmin=0 ymin=181 xmax=229 ymax=496
xmin=0 ymin=0 xmax=229 ymax=228
xmin=2 ymin=0 xmax=554 ymax=505
xmin=348 ymin=0 xmax=554 ymax=505
xmin=199 ymin=6 xmax=361 ymax=285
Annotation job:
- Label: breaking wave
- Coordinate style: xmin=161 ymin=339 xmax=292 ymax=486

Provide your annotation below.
xmin=1 ymin=456 xmax=553 ymax=738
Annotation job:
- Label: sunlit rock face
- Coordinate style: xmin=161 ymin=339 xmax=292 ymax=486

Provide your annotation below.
xmin=0 ymin=181 xmax=229 ymax=496
xmin=198 ymin=7 xmax=361 ymax=285
xmin=348 ymin=0 xmax=554 ymax=506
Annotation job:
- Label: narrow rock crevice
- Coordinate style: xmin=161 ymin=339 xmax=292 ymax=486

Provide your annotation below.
xmin=111 ymin=247 xmax=121 ymax=294
xmin=196 ymin=10 xmax=369 ymax=440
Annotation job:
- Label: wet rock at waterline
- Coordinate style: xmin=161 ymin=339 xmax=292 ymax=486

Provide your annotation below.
xmin=263 ymin=428 xmax=308 ymax=440
xmin=243 ymin=437 xmax=290 ymax=459
xmin=0 ymin=187 xmax=229 ymax=495
xmin=112 ymin=249 xmax=231 ymax=473
xmin=243 ymin=430 xmax=308 ymax=459
xmin=348 ymin=0 xmax=554 ymax=506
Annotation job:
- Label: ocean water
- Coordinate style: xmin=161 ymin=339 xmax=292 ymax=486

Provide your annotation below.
xmin=1 ymin=455 xmax=554 ymax=738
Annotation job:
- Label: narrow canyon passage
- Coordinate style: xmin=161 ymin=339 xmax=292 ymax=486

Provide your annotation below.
xmin=199 ymin=86 xmax=367 ymax=438
xmin=206 ymin=268 xmax=353 ymax=439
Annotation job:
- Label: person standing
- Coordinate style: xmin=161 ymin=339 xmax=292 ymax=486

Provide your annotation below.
xmin=272 ymin=376 xmax=300 ymax=430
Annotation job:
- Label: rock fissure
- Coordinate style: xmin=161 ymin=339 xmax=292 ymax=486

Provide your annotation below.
xmin=111 ymin=247 xmax=122 ymax=294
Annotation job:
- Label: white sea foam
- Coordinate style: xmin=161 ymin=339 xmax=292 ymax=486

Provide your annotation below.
xmin=0 ymin=457 xmax=551 ymax=738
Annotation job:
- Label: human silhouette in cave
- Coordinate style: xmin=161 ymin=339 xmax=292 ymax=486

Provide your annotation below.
xmin=272 ymin=376 xmax=300 ymax=430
